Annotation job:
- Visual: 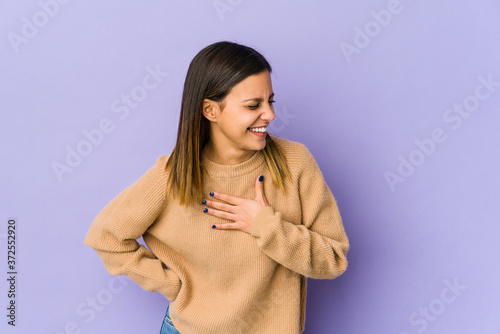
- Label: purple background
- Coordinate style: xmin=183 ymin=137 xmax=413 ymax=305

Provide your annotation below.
xmin=2 ymin=1 xmax=500 ymax=333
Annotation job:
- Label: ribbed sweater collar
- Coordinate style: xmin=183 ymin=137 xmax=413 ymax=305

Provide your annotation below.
xmin=201 ymin=149 xmax=265 ymax=177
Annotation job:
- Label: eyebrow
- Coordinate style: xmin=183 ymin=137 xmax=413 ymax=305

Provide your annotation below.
xmin=241 ymin=92 xmax=275 ymax=103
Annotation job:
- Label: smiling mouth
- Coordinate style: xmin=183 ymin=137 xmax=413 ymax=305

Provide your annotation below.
xmin=247 ymin=127 xmax=267 ymax=133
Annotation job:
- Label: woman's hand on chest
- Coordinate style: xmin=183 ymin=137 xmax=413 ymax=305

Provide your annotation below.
xmin=201 ymin=175 xmax=268 ymax=234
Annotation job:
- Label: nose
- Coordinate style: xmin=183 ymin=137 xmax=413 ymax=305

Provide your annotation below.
xmin=261 ymin=102 xmax=275 ymax=123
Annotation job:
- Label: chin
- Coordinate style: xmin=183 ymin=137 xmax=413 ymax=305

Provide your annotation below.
xmin=255 ymin=142 xmax=267 ymax=150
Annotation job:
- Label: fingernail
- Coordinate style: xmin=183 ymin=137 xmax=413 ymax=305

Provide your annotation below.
xmin=212 ymin=225 xmax=216 ymax=229
xmin=209 ymin=192 xmax=214 ymax=197
xmin=201 ymin=200 xmax=206 ymax=205
xmin=203 ymin=208 xmax=208 ymax=213
xmin=259 ymin=175 xmax=264 ymax=182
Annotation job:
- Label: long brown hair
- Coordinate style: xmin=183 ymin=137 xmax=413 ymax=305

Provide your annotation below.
xmin=164 ymin=41 xmax=291 ymax=207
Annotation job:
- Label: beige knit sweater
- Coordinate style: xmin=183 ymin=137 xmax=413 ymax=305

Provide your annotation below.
xmin=84 ymin=135 xmax=349 ymax=333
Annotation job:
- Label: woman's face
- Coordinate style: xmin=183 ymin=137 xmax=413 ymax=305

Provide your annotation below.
xmin=203 ymin=70 xmax=275 ymax=164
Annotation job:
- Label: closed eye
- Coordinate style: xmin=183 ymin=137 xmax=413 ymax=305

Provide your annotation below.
xmin=247 ymin=100 xmax=276 ymax=110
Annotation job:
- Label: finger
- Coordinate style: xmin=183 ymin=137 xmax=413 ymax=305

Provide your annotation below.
xmin=255 ymin=175 xmax=268 ymax=206
xmin=204 ymin=199 xmax=236 ymax=214
xmin=210 ymin=191 xmax=241 ymax=205
xmin=213 ymin=222 xmax=242 ymax=230
xmin=203 ymin=207 xmax=237 ymax=221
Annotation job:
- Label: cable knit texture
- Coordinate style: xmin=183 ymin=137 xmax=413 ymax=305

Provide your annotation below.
xmin=84 ymin=135 xmax=349 ymax=334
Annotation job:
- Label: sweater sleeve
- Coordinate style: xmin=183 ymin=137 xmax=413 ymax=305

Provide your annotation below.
xmin=249 ymin=147 xmax=349 ymax=279
xmin=83 ymin=156 xmax=182 ymax=301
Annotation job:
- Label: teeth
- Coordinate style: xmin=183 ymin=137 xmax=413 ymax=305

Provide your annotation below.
xmin=249 ymin=127 xmax=267 ymax=133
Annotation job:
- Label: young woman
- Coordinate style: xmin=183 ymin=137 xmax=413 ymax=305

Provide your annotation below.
xmin=84 ymin=41 xmax=349 ymax=334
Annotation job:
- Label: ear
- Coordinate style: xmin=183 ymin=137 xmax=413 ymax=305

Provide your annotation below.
xmin=202 ymin=99 xmax=218 ymax=122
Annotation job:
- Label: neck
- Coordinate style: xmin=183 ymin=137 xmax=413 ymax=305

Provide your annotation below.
xmin=203 ymin=142 xmax=257 ymax=165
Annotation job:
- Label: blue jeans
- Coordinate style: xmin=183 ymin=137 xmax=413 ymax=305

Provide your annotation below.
xmin=160 ymin=305 xmax=181 ymax=334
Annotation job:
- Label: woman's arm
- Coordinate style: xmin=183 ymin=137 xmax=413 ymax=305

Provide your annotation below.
xmin=83 ymin=156 xmax=182 ymax=301
xmin=249 ymin=148 xmax=349 ymax=279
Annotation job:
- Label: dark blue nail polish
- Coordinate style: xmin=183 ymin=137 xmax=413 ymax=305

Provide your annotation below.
xmin=203 ymin=208 xmax=208 ymax=213
xmin=212 ymin=225 xmax=216 ymax=229
xmin=202 ymin=200 xmax=206 ymax=205
xmin=209 ymin=192 xmax=214 ymax=197
xmin=259 ymin=175 xmax=264 ymax=182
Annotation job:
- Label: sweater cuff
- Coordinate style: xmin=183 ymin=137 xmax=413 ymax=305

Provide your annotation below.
xmin=249 ymin=206 xmax=275 ymax=238
xmin=159 ymin=270 xmax=182 ymax=301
